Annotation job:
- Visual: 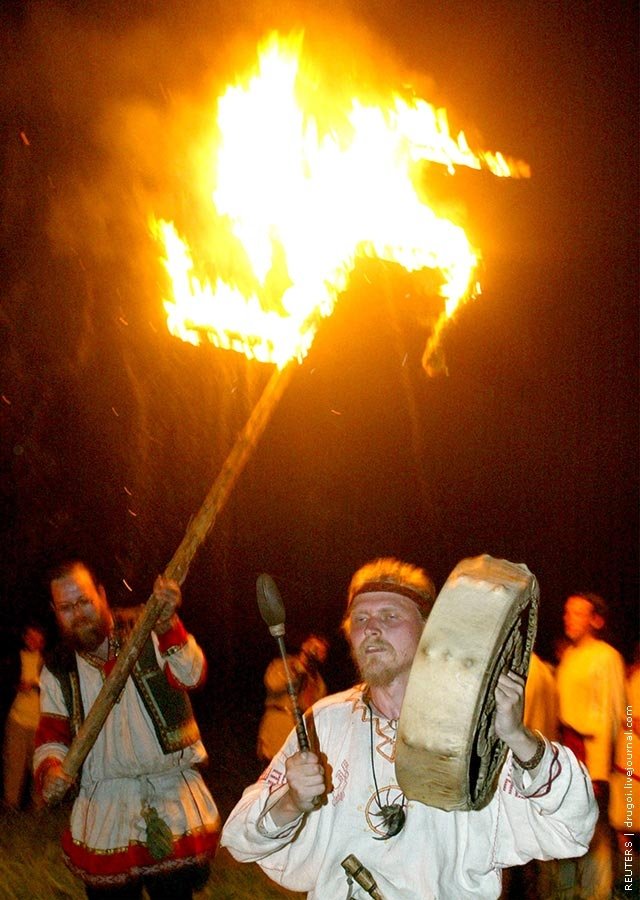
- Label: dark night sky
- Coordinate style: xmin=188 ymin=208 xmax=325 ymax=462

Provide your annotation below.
xmin=0 ymin=1 xmax=637 ymax=715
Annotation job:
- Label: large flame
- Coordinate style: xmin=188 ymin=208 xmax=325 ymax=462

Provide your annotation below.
xmin=152 ymin=32 xmax=529 ymax=369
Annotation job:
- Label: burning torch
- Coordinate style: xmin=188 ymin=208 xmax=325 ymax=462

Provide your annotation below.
xmin=52 ymin=31 xmax=529 ymax=800
xmin=56 ymin=363 xmax=295 ymax=791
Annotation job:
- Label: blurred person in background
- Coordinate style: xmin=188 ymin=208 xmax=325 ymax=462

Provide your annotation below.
xmin=257 ymin=633 xmax=329 ymax=765
xmin=524 ymin=652 xmax=559 ymax=742
xmin=556 ymin=591 xmax=627 ymax=900
xmin=501 ymin=650 xmax=560 ymax=899
xmin=3 ymin=623 xmax=45 ymax=810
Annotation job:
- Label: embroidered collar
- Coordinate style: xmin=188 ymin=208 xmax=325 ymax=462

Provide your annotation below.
xmin=364 ymin=695 xmax=407 ymax=839
xmin=79 ymin=631 xmax=121 ymax=669
xmin=361 ymin=688 xmax=399 ymax=729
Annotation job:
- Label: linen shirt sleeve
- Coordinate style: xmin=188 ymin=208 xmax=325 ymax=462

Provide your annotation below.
xmin=153 ymin=618 xmax=207 ymax=689
xmin=32 ymin=664 xmax=72 ymax=791
xmin=221 ymin=784 xmax=322 ymax=892
xmin=492 ymin=739 xmax=598 ymax=867
xmin=220 ymin=737 xmax=322 ymax=893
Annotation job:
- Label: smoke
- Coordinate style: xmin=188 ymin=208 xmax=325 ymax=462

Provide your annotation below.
xmin=1 ymin=1 xmax=636 ymax=668
xmin=0 ymin=0 xmax=451 ymax=607
xmin=2 ymin=1 xmax=436 ymax=268
xmin=0 ymin=2 xmax=408 ymax=597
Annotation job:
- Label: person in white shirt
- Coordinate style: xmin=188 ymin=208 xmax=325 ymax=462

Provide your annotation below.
xmin=34 ymin=559 xmax=221 ymax=899
xmin=556 ymin=591 xmax=627 ymax=900
xmin=221 ymin=558 xmax=598 ymax=900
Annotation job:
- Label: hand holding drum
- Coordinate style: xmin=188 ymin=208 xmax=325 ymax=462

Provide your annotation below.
xmin=395 ymin=554 xmax=539 ymax=811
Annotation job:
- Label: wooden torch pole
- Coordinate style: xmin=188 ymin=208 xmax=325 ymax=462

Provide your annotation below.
xmin=61 ymin=361 xmax=296 ymax=782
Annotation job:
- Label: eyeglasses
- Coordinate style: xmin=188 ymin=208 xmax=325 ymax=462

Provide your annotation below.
xmin=52 ymin=597 xmax=94 ymax=617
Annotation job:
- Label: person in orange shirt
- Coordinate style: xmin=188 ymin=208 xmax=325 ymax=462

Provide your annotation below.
xmin=257 ymin=634 xmax=329 ymax=764
xmin=3 ymin=623 xmax=45 ymax=809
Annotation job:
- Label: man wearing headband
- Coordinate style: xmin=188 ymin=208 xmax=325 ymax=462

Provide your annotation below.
xmin=221 ymin=557 xmax=597 ymax=899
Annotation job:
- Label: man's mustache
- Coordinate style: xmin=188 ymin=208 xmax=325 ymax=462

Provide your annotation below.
xmin=358 ymin=639 xmax=394 ymax=655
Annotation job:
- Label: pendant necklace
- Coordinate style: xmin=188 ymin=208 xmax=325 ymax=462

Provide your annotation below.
xmin=366 ymin=699 xmax=407 ymax=839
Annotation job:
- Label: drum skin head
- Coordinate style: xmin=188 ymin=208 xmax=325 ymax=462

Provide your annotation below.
xmin=396 ymin=554 xmax=538 ymax=811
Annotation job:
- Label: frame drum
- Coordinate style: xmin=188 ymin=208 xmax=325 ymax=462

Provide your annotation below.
xmin=395 ymin=554 xmax=538 ymax=811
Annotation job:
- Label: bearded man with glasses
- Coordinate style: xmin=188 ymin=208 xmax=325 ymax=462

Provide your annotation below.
xmin=33 ymin=559 xmax=220 ymax=900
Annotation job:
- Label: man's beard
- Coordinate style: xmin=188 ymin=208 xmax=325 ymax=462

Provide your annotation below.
xmin=352 ymin=639 xmax=409 ymax=687
xmin=62 ymin=617 xmax=109 ymax=653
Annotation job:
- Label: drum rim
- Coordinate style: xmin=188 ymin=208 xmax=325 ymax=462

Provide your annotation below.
xmin=395 ymin=555 xmax=539 ymax=812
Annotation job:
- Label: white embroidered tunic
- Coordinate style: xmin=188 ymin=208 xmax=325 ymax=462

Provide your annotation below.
xmin=221 ymin=685 xmax=597 ymax=900
xmin=34 ymin=622 xmax=220 ymax=885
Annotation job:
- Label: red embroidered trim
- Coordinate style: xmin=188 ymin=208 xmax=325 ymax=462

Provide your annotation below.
xmin=163 ymin=663 xmax=205 ymax=692
xmin=162 ymin=636 xmax=207 ymax=691
xmin=104 ymin=658 xmax=117 ymax=677
xmin=61 ymin=825 xmax=219 ymax=879
xmin=197 ymin=656 xmax=208 ymax=688
xmin=35 ymin=713 xmax=71 ymax=749
xmin=527 ymin=743 xmax=561 ymax=798
xmin=156 ymin=618 xmax=189 ymax=655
